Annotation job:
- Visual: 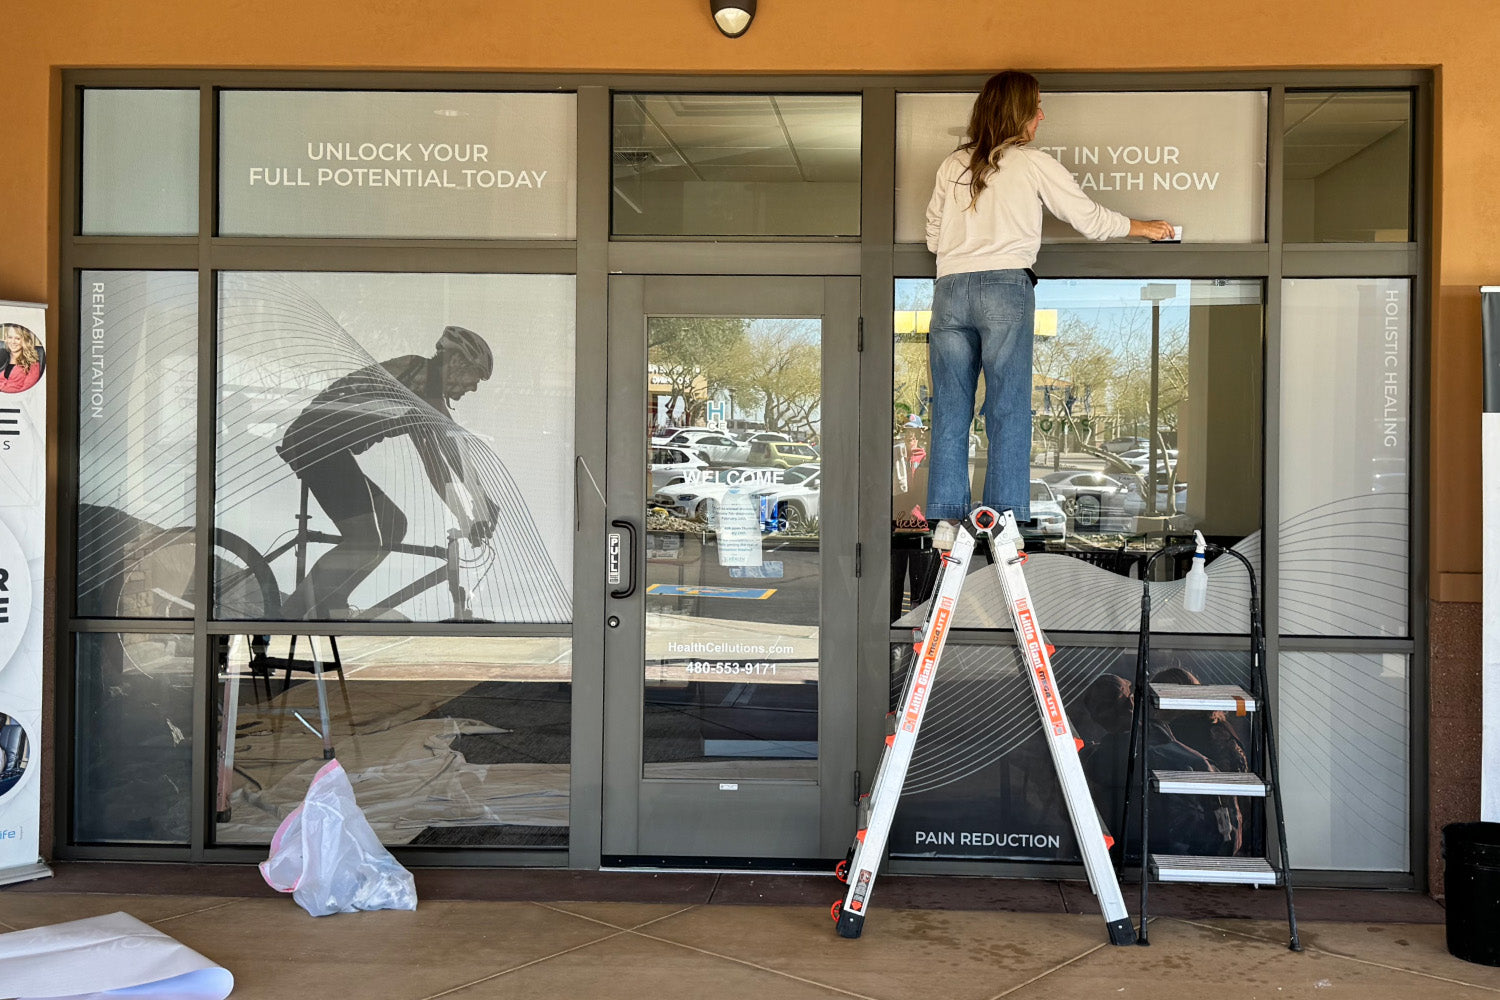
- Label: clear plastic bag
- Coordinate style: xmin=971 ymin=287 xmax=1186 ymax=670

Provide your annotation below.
xmin=259 ymin=758 xmax=418 ymax=917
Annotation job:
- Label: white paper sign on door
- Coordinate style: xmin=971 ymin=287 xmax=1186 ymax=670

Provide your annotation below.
xmin=716 ymin=489 xmax=763 ymax=568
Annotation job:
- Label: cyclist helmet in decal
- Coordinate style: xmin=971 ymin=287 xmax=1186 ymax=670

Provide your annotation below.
xmin=435 ymin=325 xmax=494 ymax=379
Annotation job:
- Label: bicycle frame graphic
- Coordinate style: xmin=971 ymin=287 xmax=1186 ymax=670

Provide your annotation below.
xmin=111 ymin=482 xmax=483 ymax=623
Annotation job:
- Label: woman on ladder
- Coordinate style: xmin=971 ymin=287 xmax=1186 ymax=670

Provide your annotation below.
xmin=924 ymin=70 xmax=1176 ymax=547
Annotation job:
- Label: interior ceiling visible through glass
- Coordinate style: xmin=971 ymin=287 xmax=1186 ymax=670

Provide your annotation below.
xmin=1283 ymin=92 xmax=1409 ymax=179
xmin=613 ymin=95 xmax=861 ymax=184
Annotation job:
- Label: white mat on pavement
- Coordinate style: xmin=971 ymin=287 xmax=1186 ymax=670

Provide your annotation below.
xmin=0 ymin=911 xmax=232 ymax=1000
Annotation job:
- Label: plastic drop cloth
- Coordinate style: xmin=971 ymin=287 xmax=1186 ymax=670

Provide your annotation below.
xmin=220 ymin=716 xmax=569 ymax=845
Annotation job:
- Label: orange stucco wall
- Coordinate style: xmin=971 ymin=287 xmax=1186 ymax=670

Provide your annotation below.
xmin=6 ymin=0 xmax=1494 ymax=589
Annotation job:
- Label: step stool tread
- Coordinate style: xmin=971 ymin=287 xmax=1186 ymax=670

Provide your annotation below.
xmin=1150 ymin=854 xmax=1278 ymax=885
xmin=1150 ymin=683 xmax=1257 ymax=711
xmin=1152 ymin=769 xmax=1268 ymax=795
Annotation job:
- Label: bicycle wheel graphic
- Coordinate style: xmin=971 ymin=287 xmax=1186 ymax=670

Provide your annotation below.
xmin=113 ymin=528 xmax=282 ymax=620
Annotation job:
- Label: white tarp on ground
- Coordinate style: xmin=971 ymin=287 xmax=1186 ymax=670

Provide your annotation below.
xmin=219 ymin=716 xmax=569 ymax=844
xmin=0 ymin=912 xmax=232 ymax=1000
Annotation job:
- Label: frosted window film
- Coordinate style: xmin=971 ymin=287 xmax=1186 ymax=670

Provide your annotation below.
xmin=896 ymin=92 xmax=1266 ymax=244
xmin=1278 ymin=651 xmax=1409 ymax=871
xmin=220 ymin=91 xmax=576 ymax=239
xmin=75 ymin=271 xmax=199 ymax=618
xmin=1279 ymin=279 xmax=1410 ymax=638
xmin=82 ymin=90 xmax=199 ymax=235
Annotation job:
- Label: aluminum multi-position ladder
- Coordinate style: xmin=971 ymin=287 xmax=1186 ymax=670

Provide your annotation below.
xmin=832 ymin=507 xmax=1136 ymax=945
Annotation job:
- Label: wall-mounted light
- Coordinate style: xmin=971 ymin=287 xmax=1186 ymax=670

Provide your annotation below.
xmin=710 ymin=0 xmax=756 ymax=38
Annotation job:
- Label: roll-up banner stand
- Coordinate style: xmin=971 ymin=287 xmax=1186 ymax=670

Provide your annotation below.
xmin=1483 ymin=287 xmax=1500 ymax=822
xmin=0 ymin=300 xmax=50 ymax=885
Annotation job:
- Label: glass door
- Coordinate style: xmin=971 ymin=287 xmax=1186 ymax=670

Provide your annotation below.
xmin=602 ymin=275 xmax=859 ymax=863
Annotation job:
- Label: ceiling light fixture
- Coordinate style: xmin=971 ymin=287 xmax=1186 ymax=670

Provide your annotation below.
xmin=710 ymin=0 xmax=756 ymax=38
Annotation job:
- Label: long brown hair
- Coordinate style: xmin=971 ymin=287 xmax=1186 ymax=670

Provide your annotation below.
xmin=961 ymin=71 xmax=1041 ymax=209
xmin=1 ymin=325 xmax=39 ymax=371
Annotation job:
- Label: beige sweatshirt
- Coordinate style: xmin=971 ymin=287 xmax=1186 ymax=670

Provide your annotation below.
xmin=925 ymin=146 xmax=1131 ymax=277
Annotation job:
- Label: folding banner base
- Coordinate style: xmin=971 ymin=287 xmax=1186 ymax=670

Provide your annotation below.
xmin=0 ymin=862 xmax=53 ymax=888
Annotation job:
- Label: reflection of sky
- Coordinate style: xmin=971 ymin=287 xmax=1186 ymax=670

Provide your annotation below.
xmin=1038 ymin=279 xmax=1192 ymax=349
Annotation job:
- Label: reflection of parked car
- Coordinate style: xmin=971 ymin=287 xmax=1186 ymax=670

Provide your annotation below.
xmin=775 ymin=463 xmax=819 ymax=486
xmin=653 ymin=464 xmax=816 ymax=528
xmin=1121 ymin=478 xmax=1189 ymax=515
xmin=1042 ymin=470 xmax=1128 ymax=501
xmin=650 ymin=446 xmax=710 ymax=491
xmin=660 ymin=429 xmax=747 ymax=464
xmin=763 ymin=464 xmax=821 ymax=531
xmin=1022 ymin=479 xmax=1067 ymax=538
xmin=1119 ymin=448 xmax=1176 ymax=467
xmin=651 ymin=424 xmax=720 ymax=445
xmin=742 ymin=431 xmax=793 ymax=446
xmin=1102 ymin=436 xmax=1150 ymax=454
xmin=1043 ymin=470 xmax=1132 ymax=532
xmin=652 ymin=479 xmax=736 ymax=521
xmin=747 ymin=439 xmax=819 ymax=468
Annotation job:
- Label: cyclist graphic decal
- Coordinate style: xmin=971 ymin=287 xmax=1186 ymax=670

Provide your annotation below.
xmin=74 ymin=273 xmax=571 ymax=623
xmin=276 ymin=325 xmax=500 ymax=620
xmin=212 ymin=273 xmax=571 ymax=623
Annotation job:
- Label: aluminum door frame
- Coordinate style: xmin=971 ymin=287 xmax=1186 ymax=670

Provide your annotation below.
xmin=602 ymin=273 xmax=860 ymax=862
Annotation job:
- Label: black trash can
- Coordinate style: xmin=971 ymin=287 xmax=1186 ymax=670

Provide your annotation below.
xmin=1443 ymin=822 xmax=1500 ymax=965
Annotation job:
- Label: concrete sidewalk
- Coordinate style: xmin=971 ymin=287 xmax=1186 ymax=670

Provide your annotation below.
xmin=0 ymin=864 xmax=1490 ymax=999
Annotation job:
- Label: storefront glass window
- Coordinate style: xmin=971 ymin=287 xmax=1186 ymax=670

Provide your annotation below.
xmin=885 ymin=642 xmax=1261 ymax=864
xmin=219 ymin=91 xmax=577 ymax=239
xmin=1284 ymin=92 xmax=1412 ymax=243
xmin=893 ymin=277 xmax=1263 ymax=634
xmin=643 ymin=315 xmax=822 ymax=777
xmin=612 ymin=94 xmax=860 ymax=237
xmin=213 ymin=271 xmax=575 ymax=624
xmin=82 ymin=90 xmax=199 ymax=236
xmin=74 ymin=633 xmax=195 ymax=844
xmin=1278 ymin=651 xmax=1408 ymax=871
xmin=213 ymin=635 xmax=571 ymax=848
xmin=896 ymin=92 xmax=1268 ymax=244
xmin=1280 ymin=278 xmax=1409 ymax=638
xmin=75 ymin=271 xmax=199 ymax=618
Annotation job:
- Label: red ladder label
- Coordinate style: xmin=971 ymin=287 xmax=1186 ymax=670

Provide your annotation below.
xmin=1016 ymin=598 xmax=1068 ymax=737
xmin=902 ymin=600 xmax=952 ymax=733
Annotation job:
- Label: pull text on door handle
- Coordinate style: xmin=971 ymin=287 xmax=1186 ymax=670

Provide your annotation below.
xmin=609 ymin=519 xmax=638 ymax=599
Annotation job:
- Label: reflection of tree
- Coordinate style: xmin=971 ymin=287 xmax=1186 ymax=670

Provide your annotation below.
xmin=1032 ymin=312 xmax=1189 ymax=514
xmin=723 ymin=319 xmax=821 ymax=438
xmin=893 ymin=282 xmax=934 ymax=431
xmin=648 ymin=317 xmax=749 ymax=426
xmin=648 ymin=317 xmax=824 ymax=439
xmin=894 ymin=333 xmax=928 ymax=431
xmin=1034 ymin=315 xmax=1187 ymax=436
xmin=693 ymin=319 xmax=822 ymax=440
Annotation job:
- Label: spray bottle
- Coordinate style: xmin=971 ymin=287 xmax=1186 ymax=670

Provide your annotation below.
xmin=1183 ymin=529 xmax=1208 ymax=613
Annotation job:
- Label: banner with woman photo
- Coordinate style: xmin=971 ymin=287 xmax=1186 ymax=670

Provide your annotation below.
xmin=0 ymin=299 xmax=48 ymax=884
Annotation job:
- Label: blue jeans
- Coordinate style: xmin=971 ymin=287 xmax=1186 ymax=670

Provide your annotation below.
xmin=925 ymin=269 xmax=1034 ymax=522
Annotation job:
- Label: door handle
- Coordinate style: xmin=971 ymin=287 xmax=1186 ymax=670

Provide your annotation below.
xmin=610 ymin=518 xmax=638 ymax=599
